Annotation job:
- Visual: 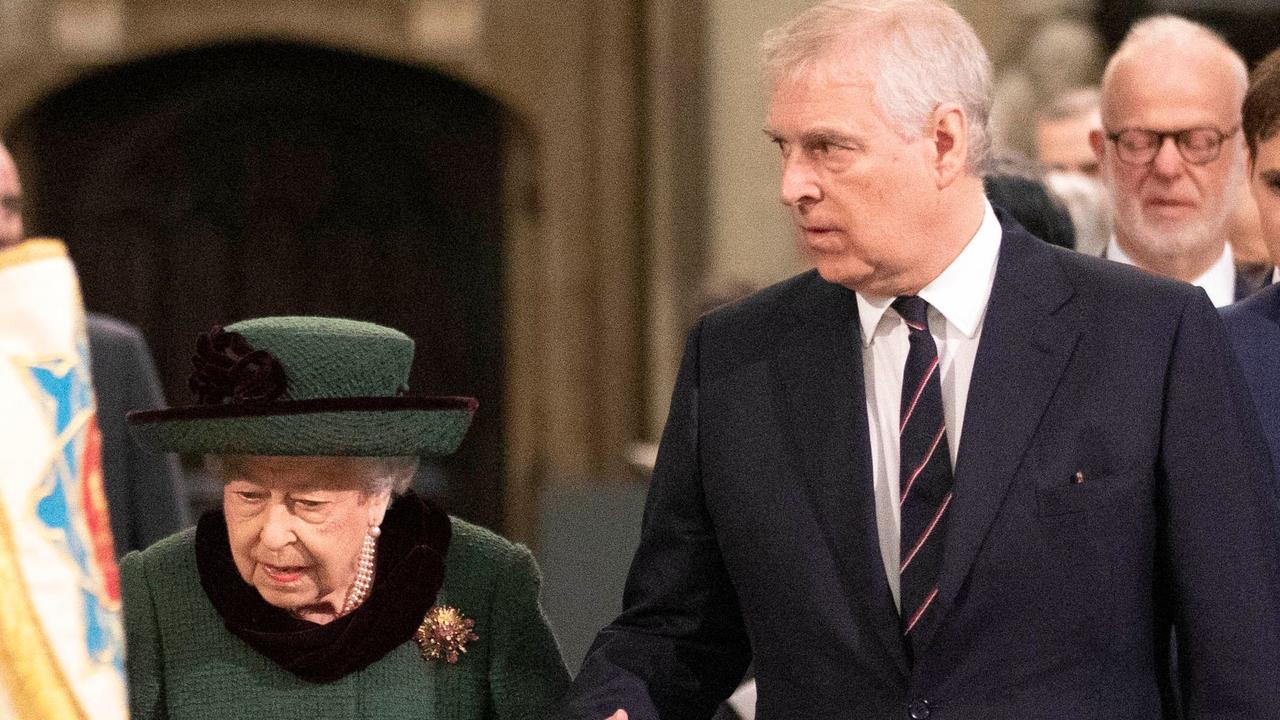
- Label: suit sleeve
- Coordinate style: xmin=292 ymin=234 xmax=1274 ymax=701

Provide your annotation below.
xmin=557 ymin=320 xmax=752 ymax=720
xmin=121 ymin=550 xmax=167 ymax=720
xmin=488 ymin=544 xmax=572 ymax=720
xmin=120 ymin=330 xmax=191 ymax=550
xmin=1160 ymin=291 xmax=1280 ymax=716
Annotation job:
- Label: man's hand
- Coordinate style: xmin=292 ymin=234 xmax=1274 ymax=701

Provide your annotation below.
xmin=605 ymin=711 xmax=628 ymax=720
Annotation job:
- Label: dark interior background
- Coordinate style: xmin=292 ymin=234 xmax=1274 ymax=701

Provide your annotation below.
xmin=6 ymin=42 xmax=520 ymax=530
xmin=1096 ymin=0 xmax=1280 ymax=64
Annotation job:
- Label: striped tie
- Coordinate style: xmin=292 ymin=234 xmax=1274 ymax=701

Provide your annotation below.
xmin=893 ymin=295 xmax=953 ymax=657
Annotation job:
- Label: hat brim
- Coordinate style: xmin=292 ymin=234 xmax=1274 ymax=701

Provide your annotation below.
xmin=127 ymin=396 xmax=477 ymax=456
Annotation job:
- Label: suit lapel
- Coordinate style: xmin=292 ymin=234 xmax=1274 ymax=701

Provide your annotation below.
xmin=1259 ymin=282 xmax=1280 ymax=339
xmin=1231 ymin=283 xmax=1280 ymax=355
xmin=1231 ymin=285 xmax=1280 ymax=453
xmin=913 ymin=228 xmax=1082 ymax=654
xmin=777 ymin=279 xmax=911 ymax=681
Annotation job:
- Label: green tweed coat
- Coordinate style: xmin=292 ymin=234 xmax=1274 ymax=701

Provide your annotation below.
xmin=121 ymin=517 xmax=570 ymax=720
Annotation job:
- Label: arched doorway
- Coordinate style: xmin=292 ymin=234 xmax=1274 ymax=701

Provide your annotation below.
xmin=7 ymin=41 xmax=525 ymax=530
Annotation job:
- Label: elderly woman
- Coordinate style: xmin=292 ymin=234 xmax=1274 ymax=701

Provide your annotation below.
xmin=121 ymin=316 xmax=569 ymax=719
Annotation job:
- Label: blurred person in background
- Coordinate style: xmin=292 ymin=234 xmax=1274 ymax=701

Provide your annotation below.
xmin=1036 ymin=87 xmax=1113 ymax=256
xmin=983 ymin=154 xmax=1077 ymax=249
xmin=0 ymin=141 xmax=190 ymax=556
xmin=0 ymin=145 xmax=20 ymax=244
xmin=1036 ymin=87 xmax=1102 ymax=178
xmin=990 ymin=14 xmax=1105 ymax=158
xmin=1044 ymin=170 xmax=1112 ymax=256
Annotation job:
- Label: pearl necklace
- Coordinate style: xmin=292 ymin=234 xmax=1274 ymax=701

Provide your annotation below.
xmin=339 ymin=525 xmax=380 ymax=617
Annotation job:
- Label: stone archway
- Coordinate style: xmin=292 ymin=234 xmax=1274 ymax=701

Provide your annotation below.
xmin=7 ymin=41 xmax=526 ymax=530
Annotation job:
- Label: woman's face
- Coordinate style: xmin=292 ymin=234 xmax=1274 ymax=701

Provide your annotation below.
xmin=221 ymin=456 xmax=391 ymax=623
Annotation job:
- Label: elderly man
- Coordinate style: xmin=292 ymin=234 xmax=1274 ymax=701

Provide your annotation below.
xmin=0 ymin=142 xmax=190 ymax=555
xmin=556 ymin=2 xmax=1280 ymax=719
xmin=1223 ymin=47 xmax=1280 ymax=480
xmin=1091 ymin=17 xmax=1253 ymax=307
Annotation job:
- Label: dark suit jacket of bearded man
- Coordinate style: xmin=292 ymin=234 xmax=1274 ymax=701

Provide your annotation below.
xmin=1223 ymin=282 xmax=1280 ymax=482
xmin=557 ymin=217 xmax=1280 ymax=720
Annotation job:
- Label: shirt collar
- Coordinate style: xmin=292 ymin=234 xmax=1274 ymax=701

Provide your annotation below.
xmin=1105 ymin=235 xmax=1236 ymax=307
xmin=856 ymin=200 xmax=1003 ymax=346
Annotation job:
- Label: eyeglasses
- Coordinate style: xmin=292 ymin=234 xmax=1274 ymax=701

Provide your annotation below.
xmin=1105 ymin=125 xmax=1239 ymax=166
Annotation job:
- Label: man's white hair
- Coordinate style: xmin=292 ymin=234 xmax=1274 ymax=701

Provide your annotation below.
xmin=1101 ymin=15 xmax=1248 ymax=118
xmin=761 ymin=0 xmax=994 ymax=174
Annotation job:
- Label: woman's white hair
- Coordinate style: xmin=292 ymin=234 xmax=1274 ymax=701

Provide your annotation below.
xmin=761 ymin=0 xmax=994 ymax=174
xmin=205 ymin=455 xmax=420 ymax=497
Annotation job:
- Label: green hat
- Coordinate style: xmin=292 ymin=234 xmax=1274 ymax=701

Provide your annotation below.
xmin=127 ymin=316 xmax=477 ymax=456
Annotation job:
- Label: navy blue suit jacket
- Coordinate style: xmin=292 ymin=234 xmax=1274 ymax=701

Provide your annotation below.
xmin=1223 ymin=283 xmax=1280 ymax=481
xmin=559 ymin=223 xmax=1280 ymax=719
xmin=88 ymin=313 xmax=191 ymax=556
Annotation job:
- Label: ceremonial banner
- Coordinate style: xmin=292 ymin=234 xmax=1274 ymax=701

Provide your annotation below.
xmin=0 ymin=240 xmax=127 ymax=720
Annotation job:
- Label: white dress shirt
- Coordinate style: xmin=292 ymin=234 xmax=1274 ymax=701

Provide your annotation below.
xmin=1104 ymin=236 xmax=1236 ymax=308
xmin=855 ymin=201 xmax=1002 ymax=609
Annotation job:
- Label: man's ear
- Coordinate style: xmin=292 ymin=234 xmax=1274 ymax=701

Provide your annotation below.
xmin=930 ymin=102 xmax=969 ymax=188
xmin=1089 ymin=128 xmax=1106 ymax=163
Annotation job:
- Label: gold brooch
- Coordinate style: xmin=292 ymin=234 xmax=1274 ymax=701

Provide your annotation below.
xmin=414 ymin=605 xmax=478 ymax=663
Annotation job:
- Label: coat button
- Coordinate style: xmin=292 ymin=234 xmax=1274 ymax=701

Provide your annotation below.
xmin=908 ymin=699 xmax=931 ymax=719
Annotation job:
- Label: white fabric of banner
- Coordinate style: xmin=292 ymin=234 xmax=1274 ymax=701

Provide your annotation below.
xmin=0 ymin=239 xmax=128 ymax=720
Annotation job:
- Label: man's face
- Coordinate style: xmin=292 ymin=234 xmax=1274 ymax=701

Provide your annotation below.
xmin=1095 ymin=50 xmax=1243 ymax=266
xmin=1251 ymin=133 xmax=1280 ymax=267
xmin=0 ymin=149 xmax=22 ymax=248
xmin=1037 ymin=114 xmax=1100 ymax=177
xmin=766 ymin=61 xmax=939 ymax=296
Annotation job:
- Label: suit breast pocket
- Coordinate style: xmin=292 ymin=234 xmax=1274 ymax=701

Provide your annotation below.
xmin=1035 ymin=472 xmax=1142 ymax=516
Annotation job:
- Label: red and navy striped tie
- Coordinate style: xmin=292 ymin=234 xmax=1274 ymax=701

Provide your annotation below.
xmin=893 ymin=295 xmax=953 ymax=657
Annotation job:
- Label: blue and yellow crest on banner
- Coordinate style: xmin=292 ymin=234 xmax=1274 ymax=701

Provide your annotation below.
xmin=0 ymin=240 xmax=128 ymax=720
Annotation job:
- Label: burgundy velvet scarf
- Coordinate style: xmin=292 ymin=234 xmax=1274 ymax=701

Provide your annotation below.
xmin=195 ymin=491 xmax=451 ymax=683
